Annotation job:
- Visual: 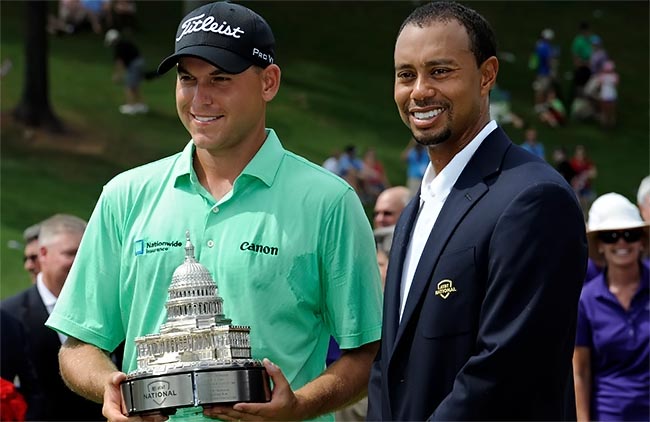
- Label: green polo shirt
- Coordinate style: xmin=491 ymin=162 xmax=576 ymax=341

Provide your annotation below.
xmin=47 ymin=129 xmax=382 ymax=421
xmin=571 ymin=34 xmax=592 ymax=62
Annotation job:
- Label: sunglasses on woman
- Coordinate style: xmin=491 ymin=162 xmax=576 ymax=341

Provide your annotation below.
xmin=597 ymin=229 xmax=644 ymax=244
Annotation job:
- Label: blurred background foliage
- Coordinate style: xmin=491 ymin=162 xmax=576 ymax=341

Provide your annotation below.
xmin=1 ymin=1 xmax=648 ymax=297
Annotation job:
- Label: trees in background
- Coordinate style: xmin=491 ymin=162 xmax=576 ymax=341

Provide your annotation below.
xmin=13 ymin=1 xmax=63 ymax=133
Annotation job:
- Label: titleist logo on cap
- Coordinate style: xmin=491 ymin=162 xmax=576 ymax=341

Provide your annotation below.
xmin=157 ymin=1 xmax=276 ymax=75
xmin=176 ymin=14 xmax=245 ymax=42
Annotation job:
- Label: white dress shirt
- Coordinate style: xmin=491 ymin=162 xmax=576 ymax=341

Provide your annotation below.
xmin=399 ymin=120 xmax=497 ymax=320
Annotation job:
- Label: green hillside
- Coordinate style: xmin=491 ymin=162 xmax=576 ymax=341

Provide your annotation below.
xmin=1 ymin=1 xmax=648 ymax=298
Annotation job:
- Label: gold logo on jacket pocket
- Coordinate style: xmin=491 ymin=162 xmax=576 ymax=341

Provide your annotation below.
xmin=435 ymin=279 xmax=457 ymax=299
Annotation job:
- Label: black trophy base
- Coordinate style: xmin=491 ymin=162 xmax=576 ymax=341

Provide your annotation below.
xmin=120 ymin=365 xmax=271 ymax=416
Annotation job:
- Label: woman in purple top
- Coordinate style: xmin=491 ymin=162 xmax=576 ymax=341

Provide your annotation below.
xmin=574 ymin=193 xmax=649 ymax=421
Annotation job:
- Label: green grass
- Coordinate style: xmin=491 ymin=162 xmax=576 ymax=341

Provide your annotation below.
xmin=1 ymin=1 xmax=648 ymax=298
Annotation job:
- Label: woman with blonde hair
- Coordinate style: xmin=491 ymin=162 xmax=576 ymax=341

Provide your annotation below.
xmin=573 ymin=193 xmax=649 ymax=421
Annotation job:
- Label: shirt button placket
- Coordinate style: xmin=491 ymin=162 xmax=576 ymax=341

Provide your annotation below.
xmin=205 ymin=206 xmax=218 ymax=250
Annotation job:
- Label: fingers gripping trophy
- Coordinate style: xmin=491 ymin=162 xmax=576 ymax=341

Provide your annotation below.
xmin=120 ymin=232 xmax=271 ymax=416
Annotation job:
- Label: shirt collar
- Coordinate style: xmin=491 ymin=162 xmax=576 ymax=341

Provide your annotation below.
xmin=420 ymin=120 xmax=497 ymax=202
xmin=172 ymin=129 xmax=285 ymax=189
xmin=36 ymin=273 xmax=57 ymax=309
xmin=171 ymin=140 xmax=195 ymax=184
xmin=240 ymin=129 xmax=284 ymax=187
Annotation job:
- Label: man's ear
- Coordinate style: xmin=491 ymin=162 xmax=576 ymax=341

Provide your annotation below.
xmin=480 ymin=56 xmax=498 ymax=96
xmin=38 ymin=245 xmax=48 ymax=265
xmin=261 ymin=64 xmax=281 ymax=102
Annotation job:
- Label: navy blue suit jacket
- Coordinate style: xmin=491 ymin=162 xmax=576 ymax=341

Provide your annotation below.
xmin=1 ymin=285 xmax=114 ymax=421
xmin=367 ymin=127 xmax=587 ymax=421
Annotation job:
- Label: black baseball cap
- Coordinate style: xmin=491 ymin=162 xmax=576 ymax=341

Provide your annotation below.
xmin=158 ymin=1 xmax=275 ymax=75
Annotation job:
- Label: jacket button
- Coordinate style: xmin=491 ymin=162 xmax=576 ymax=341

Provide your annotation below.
xmin=399 ymin=378 xmax=405 ymax=383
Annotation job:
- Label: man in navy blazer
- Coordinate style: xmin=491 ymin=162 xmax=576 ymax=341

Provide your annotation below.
xmin=367 ymin=2 xmax=587 ymax=421
xmin=1 ymin=214 xmax=116 ymax=421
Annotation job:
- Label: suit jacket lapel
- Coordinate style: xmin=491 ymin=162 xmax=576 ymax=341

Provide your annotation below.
xmin=27 ymin=286 xmax=49 ymax=321
xmin=393 ymin=128 xmax=512 ymax=349
xmin=383 ymin=194 xmax=420 ymax=347
xmin=25 ymin=285 xmax=60 ymax=346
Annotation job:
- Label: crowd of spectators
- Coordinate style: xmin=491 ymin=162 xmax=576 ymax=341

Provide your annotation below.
xmin=322 ymin=145 xmax=391 ymax=205
xmin=527 ymin=21 xmax=619 ymax=130
xmin=489 ymin=18 xmax=627 ymax=216
xmin=47 ymin=0 xmax=148 ymax=116
xmin=47 ymin=0 xmax=136 ymax=36
xmin=3 ymin=4 xmax=645 ymax=421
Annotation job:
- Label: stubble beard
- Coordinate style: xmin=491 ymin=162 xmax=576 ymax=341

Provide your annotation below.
xmin=409 ymin=105 xmax=453 ymax=147
xmin=412 ymin=126 xmax=452 ymax=147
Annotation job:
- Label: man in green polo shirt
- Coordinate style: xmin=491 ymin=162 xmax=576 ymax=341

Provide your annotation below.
xmin=46 ymin=3 xmax=382 ymax=421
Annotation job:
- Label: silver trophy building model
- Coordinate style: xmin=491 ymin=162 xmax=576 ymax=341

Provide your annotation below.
xmin=120 ymin=232 xmax=271 ymax=416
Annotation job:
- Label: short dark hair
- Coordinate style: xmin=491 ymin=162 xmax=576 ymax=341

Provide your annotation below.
xmin=398 ymin=1 xmax=497 ymax=67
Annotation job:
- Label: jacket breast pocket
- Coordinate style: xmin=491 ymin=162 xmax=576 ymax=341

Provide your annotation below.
xmin=420 ymin=246 xmax=477 ymax=339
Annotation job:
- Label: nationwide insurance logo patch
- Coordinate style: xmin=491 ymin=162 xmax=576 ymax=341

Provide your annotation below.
xmin=134 ymin=239 xmax=183 ymax=256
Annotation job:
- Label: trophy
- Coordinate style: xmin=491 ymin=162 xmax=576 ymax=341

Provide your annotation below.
xmin=120 ymin=232 xmax=271 ymax=416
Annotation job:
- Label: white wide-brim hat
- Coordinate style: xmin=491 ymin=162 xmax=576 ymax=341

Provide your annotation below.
xmin=587 ymin=192 xmax=649 ymax=261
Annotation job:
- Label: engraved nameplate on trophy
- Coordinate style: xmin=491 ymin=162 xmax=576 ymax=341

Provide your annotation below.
xmin=120 ymin=232 xmax=271 ymax=416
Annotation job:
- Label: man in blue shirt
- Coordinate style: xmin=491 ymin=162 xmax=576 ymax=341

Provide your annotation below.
xmin=520 ymin=127 xmax=545 ymax=160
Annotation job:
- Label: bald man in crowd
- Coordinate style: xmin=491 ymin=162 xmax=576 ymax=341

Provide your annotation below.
xmin=373 ymin=186 xmax=411 ymax=228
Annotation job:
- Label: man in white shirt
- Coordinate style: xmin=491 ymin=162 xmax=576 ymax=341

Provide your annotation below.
xmin=0 ymin=214 xmax=108 ymax=421
xmin=367 ymin=2 xmax=587 ymax=421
